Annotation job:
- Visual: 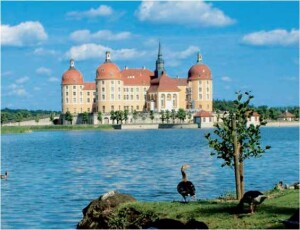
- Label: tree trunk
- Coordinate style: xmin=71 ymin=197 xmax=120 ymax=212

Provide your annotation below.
xmin=232 ymin=117 xmax=242 ymax=200
xmin=239 ymin=161 xmax=244 ymax=196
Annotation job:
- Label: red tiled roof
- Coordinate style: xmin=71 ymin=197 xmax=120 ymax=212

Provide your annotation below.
xmin=96 ymin=62 xmax=121 ymax=80
xmin=148 ymin=73 xmax=180 ymax=92
xmin=280 ymin=111 xmax=295 ymax=118
xmin=61 ymin=68 xmax=84 ymax=85
xmin=188 ymin=63 xmax=212 ymax=81
xmin=83 ymin=82 xmax=96 ymax=90
xmin=121 ymin=68 xmax=153 ymax=85
xmin=175 ymin=78 xmax=188 ymax=86
xmin=194 ymin=111 xmax=214 ymax=117
xmin=245 ymin=111 xmax=260 ymax=117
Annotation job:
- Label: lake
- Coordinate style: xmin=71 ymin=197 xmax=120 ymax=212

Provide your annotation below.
xmin=1 ymin=127 xmax=299 ymax=229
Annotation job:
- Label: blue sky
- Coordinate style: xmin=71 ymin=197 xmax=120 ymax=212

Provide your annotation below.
xmin=1 ymin=0 xmax=299 ymax=111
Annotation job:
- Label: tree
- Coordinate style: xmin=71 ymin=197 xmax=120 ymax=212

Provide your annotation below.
xmin=110 ymin=111 xmax=116 ymax=124
xmin=187 ymin=111 xmax=192 ymax=123
xmin=82 ymin=112 xmax=89 ymax=124
xmin=165 ymin=110 xmax=170 ymax=123
xmin=97 ymin=111 xmax=103 ymax=124
xmin=49 ymin=113 xmax=55 ymax=123
xmin=205 ymin=91 xmax=271 ymax=200
xmin=132 ymin=110 xmax=138 ymax=123
xmin=1 ymin=113 xmax=8 ymax=125
xmin=115 ymin=110 xmax=124 ymax=124
xmin=35 ymin=114 xmax=40 ymax=124
xmin=177 ymin=108 xmax=186 ymax=123
xmin=65 ymin=111 xmax=73 ymax=125
xmin=150 ymin=110 xmax=155 ymax=123
xmin=160 ymin=110 xmax=165 ymax=123
xmin=15 ymin=112 xmax=23 ymax=125
xmin=171 ymin=109 xmax=177 ymax=124
xmin=124 ymin=110 xmax=129 ymax=124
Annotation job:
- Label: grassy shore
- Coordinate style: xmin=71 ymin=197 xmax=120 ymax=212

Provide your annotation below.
xmin=1 ymin=124 xmax=114 ymax=134
xmin=108 ymin=189 xmax=299 ymax=229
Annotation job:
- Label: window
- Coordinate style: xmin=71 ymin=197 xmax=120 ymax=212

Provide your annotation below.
xmin=73 ymin=98 xmax=76 ymax=103
xmin=102 ymin=106 xmax=105 ymax=113
xmin=207 ymin=87 xmax=209 ymax=92
xmin=111 ymin=87 xmax=114 ymax=91
xmin=73 ymin=86 xmax=76 ymax=89
xmin=118 ymin=95 xmax=121 ymax=100
xmin=118 ymin=87 xmax=121 ymax=92
xmin=207 ymin=94 xmax=210 ymax=100
xmin=102 ymin=95 xmax=105 ymax=100
xmin=66 ymin=92 xmax=68 ymax=96
xmin=87 ymin=92 xmax=90 ymax=96
xmin=137 ymin=106 xmax=139 ymax=110
xmin=80 ymin=98 xmax=83 ymax=103
xmin=73 ymin=92 xmax=76 ymax=96
xmin=87 ymin=98 xmax=90 ymax=103
xmin=111 ymin=81 xmax=114 ymax=84
xmin=199 ymin=94 xmax=202 ymax=100
xmin=136 ymin=87 xmax=139 ymax=92
xmin=102 ymin=81 xmax=104 ymax=85
xmin=199 ymin=87 xmax=202 ymax=92
xmin=111 ymin=106 xmax=114 ymax=111
xmin=131 ymin=95 xmax=133 ymax=100
xmin=118 ymin=81 xmax=120 ymax=84
xmin=131 ymin=88 xmax=133 ymax=92
xmin=111 ymin=94 xmax=114 ymax=100
xmin=136 ymin=95 xmax=139 ymax=100
xmin=80 ymin=92 xmax=83 ymax=96
xmin=102 ymin=87 xmax=105 ymax=92
xmin=66 ymin=86 xmax=69 ymax=89
xmin=87 ymin=108 xmax=90 ymax=112
xmin=66 ymin=98 xmax=69 ymax=103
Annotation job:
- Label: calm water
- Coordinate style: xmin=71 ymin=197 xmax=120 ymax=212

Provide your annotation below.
xmin=1 ymin=127 xmax=299 ymax=229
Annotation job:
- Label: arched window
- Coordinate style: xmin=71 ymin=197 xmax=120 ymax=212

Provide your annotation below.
xmin=161 ymin=94 xmax=165 ymax=108
xmin=167 ymin=94 xmax=171 ymax=101
xmin=173 ymin=94 xmax=177 ymax=107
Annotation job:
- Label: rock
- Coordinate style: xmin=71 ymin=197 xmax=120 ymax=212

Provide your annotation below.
xmin=77 ymin=190 xmax=136 ymax=229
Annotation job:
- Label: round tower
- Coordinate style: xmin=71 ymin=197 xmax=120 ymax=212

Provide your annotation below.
xmin=187 ymin=52 xmax=213 ymax=111
xmin=95 ymin=51 xmax=124 ymax=113
xmin=61 ymin=59 xmax=84 ymax=114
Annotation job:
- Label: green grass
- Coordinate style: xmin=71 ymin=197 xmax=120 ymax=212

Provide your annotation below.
xmin=1 ymin=124 xmax=114 ymax=134
xmin=109 ymin=189 xmax=299 ymax=229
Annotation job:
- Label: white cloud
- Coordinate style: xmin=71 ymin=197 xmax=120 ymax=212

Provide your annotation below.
xmin=48 ymin=77 xmax=60 ymax=82
xmin=66 ymin=5 xmax=113 ymax=19
xmin=65 ymin=43 xmax=145 ymax=61
xmin=242 ymin=29 xmax=299 ymax=46
xmin=1 ymin=21 xmax=47 ymax=46
xmin=221 ymin=76 xmax=232 ymax=82
xmin=7 ymin=83 xmax=29 ymax=96
xmin=135 ymin=1 xmax=235 ymax=27
xmin=36 ymin=67 xmax=52 ymax=76
xmin=15 ymin=76 xmax=29 ymax=84
xmin=70 ymin=29 xmax=131 ymax=43
xmin=33 ymin=47 xmax=57 ymax=56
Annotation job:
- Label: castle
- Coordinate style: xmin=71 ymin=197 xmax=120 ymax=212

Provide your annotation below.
xmin=61 ymin=44 xmax=213 ymax=116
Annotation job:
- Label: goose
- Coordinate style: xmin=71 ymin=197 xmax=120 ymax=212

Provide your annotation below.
xmin=1 ymin=171 xmax=8 ymax=180
xmin=237 ymin=190 xmax=267 ymax=213
xmin=177 ymin=164 xmax=196 ymax=202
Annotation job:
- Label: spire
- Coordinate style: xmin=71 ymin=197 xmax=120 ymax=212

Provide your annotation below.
xmin=155 ymin=41 xmax=165 ymax=78
xmin=105 ymin=51 xmax=112 ymax=63
xmin=197 ymin=51 xmax=203 ymax=63
xmin=69 ymin=59 xmax=75 ymax=69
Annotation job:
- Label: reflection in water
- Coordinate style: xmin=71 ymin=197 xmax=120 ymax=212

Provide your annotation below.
xmin=1 ymin=127 xmax=299 ymax=229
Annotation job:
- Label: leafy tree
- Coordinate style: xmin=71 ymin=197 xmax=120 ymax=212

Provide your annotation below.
xmin=177 ymin=108 xmax=186 ymax=123
xmin=97 ymin=111 xmax=103 ymax=124
xmin=165 ymin=110 xmax=170 ymax=123
xmin=1 ymin=113 xmax=8 ymax=125
xmin=110 ymin=111 xmax=116 ymax=124
xmin=150 ymin=110 xmax=155 ymax=123
xmin=171 ymin=109 xmax=177 ymax=124
xmin=124 ymin=110 xmax=129 ymax=124
xmin=65 ymin=111 xmax=73 ymax=125
xmin=160 ymin=110 xmax=165 ymax=123
xmin=205 ymin=91 xmax=271 ymax=200
xmin=35 ymin=114 xmax=40 ymax=124
xmin=132 ymin=110 xmax=138 ymax=123
xmin=49 ymin=113 xmax=54 ymax=123
xmin=82 ymin=112 xmax=89 ymax=124
xmin=115 ymin=110 xmax=124 ymax=124
xmin=187 ymin=110 xmax=192 ymax=123
xmin=15 ymin=112 xmax=23 ymax=125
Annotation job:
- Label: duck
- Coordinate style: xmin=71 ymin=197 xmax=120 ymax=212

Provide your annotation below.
xmin=1 ymin=171 xmax=8 ymax=180
xmin=237 ymin=190 xmax=267 ymax=214
xmin=177 ymin=164 xmax=196 ymax=203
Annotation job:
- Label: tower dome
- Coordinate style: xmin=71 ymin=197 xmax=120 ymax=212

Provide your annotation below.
xmin=62 ymin=59 xmax=84 ymax=85
xmin=96 ymin=51 xmax=121 ymax=80
xmin=188 ymin=52 xmax=211 ymax=81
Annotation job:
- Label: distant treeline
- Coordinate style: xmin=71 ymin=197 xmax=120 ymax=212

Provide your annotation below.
xmin=1 ymin=108 xmax=60 ymax=124
xmin=1 ymin=101 xmax=299 ymax=124
xmin=213 ymin=99 xmax=299 ymax=120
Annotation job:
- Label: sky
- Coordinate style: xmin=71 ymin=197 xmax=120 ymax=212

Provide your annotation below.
xmin=1 ymin=0 xmax=299 ymax=111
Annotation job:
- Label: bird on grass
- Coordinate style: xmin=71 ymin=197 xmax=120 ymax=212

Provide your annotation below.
xmin=237 ymin=190 xmax=267 ymax=214
xmin=1 ymin=171 xmax=8 ymax=180
xmin=177 ymin=164 xmax=196 ymax=203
